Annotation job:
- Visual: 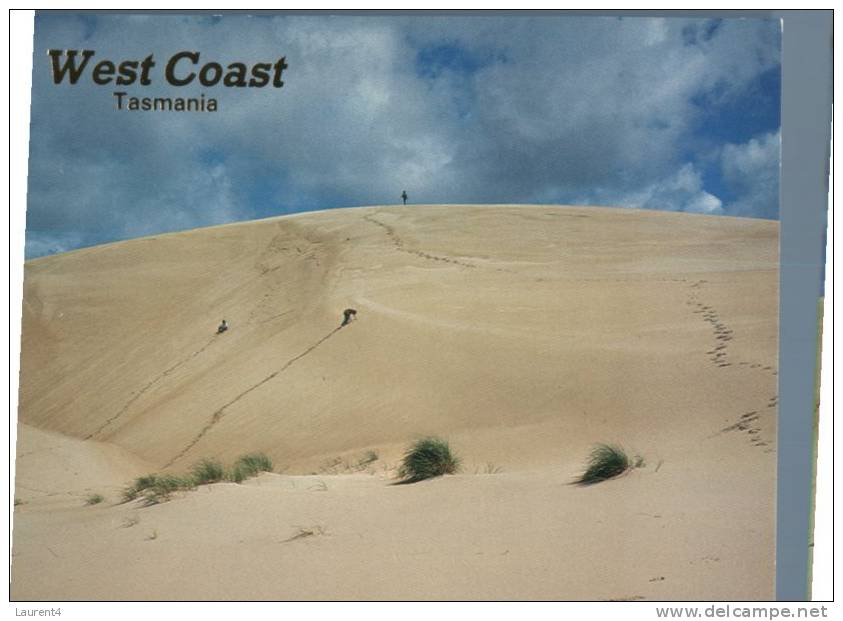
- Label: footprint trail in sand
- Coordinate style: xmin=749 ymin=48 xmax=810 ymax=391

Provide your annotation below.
xmin=687 ymin=280 xmax=777 ymax=452
xmin=163 ymin=323 xmax=347 ymax=468
xmin=364 ymin=214 xmax=477 ymax=269
xmin=85 ymin=335 xmax=219 ymax=440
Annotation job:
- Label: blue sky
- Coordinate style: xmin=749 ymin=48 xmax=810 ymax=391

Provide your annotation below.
xmin=25 ymin=13 xmax=781 ymax=258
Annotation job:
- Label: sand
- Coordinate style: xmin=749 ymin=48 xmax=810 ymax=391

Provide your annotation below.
xmin=11 ymin=204 xmax=779 ymax=600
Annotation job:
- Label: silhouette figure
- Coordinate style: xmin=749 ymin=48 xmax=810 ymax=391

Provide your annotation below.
xmin=217 ymin=319 xmax=228 ymax=334
xmin=401 ymin=190 xmax=408 ymax=205
xmin=341 ymin=308 xmax=357 ymax=327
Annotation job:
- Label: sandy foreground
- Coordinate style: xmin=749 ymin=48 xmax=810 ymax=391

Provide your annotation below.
xmin=12 ymin=205 xmax=779 ymax=601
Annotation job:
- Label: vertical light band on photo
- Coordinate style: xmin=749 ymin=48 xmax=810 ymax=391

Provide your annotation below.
xmin=775 ymin=10 xmax=832 ymax=602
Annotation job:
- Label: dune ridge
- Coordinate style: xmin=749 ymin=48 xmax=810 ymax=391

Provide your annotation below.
xmin=13 ymin=205 xmax=779 ymax=600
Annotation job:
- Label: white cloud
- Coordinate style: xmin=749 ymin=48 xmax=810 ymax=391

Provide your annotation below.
xmin=686 ymin=192 xmax=724 ymax=214
xmin=590 ymin=162 xmax=723 ymax=214
xmin=721 ymin=130 xmax=781 ymax=219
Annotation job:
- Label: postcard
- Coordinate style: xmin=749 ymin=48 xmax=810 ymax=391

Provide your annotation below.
xmin=10 ymin=10 xmax=830 ymax=604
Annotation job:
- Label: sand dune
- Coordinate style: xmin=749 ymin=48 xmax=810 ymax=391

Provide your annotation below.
xmin=12 ymin=205 xmax=779 ymax=600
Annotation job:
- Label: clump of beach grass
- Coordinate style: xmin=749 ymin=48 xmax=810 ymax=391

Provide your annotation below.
xmin=122 ymin=474 xmax=163 ymax=503
xmin=576 ymin=443 xmax=633 ymax=485
xmin=191 ymin=458 xmax=225 ymax=485
xmin=122 ymin=452 xmax=274 ymax=505
xmin=356 ymin=450 xmax=379 ymax=469
xmin=122 ymin=473 xmax=195 ymax=505
xmin=142 ymin=474 xmax=196 ymax=505
xmin=85 ymin=493 xmax=104 ymax=505
xmin=397 ymin=437 xmax=460 ymax=483
xmin=228 ymin=453 xmax=273 ymax=483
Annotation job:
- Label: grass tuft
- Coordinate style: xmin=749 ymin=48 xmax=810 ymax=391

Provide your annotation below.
xmin=397 ymin=437 xmax=460 ymax=483
xmin=191 ymin=458 xmax=225 ymax=485
xmin=357 ymin=450 xmax=379 ymax=469
xmin=142 ymin=474 xmax=195 ymax=505
xmin=85 ymin=493 xmax=104 ymax=505
xmin=475 ymin=462 xmax=503 ymax=475
xmin=122 ymin=474 xmax=161 ymax=502
xmin=576 ymin=443 xmax=632 ymax=485
xmin=122 ymin=473 xmax=195 ymax=505
xmin=228 ymin=453 xmax=273 ymax=483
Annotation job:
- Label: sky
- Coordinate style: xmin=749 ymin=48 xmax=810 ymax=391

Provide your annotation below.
xmin=25 ymin=13 xmax=782 ymax=258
